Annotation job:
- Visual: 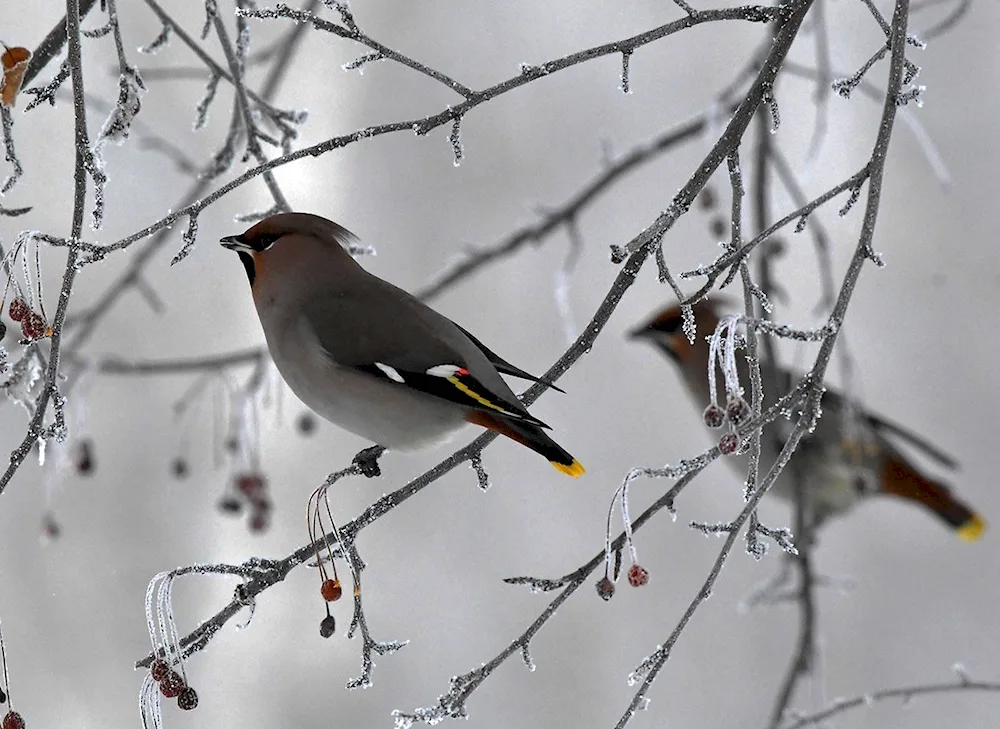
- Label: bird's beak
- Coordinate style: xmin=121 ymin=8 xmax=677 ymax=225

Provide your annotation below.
xmin=220 ymin=234 xmax=250 ymax=251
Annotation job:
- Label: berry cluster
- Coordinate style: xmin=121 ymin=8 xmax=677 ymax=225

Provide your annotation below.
xmin=7 ymin=299 xmax=48 ymax=342
xmin=219 ymin=473 xmax=272 ymax=533
xmin=704 ymin=394 xmax=750 ymax=455
xmin=150 ymin=660 xmax=199 ymax=710
xmin=595 ymin=562 xmax=650 ymax=601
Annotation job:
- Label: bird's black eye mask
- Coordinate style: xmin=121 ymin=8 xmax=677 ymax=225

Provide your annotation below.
xmin=237 ymin=251 xmax=256 ymax=286
xmin=656 ymin=316 xmax=684 ymax=334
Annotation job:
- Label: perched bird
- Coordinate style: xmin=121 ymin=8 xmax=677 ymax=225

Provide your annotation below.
xmin=629 ymin=299 xmax=984 ymax=540
xmin=221 ymin=212 xmax=583 ymax=476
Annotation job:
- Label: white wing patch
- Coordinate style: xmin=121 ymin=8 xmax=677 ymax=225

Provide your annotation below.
xmin=425 ymin=364 xmax=463 ymax=378
xmin=375 ymin=362 xmax=405 ymax=383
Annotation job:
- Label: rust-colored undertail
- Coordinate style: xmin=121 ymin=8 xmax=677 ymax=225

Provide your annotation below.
xmin=880 ymin=455 xmax=984 ymax=541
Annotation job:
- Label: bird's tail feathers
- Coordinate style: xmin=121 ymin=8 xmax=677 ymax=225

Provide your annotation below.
xmin=880 ymin=455 xmax=984 ymax=541
xmin=465 ymin=411 xmax=584 ymax=477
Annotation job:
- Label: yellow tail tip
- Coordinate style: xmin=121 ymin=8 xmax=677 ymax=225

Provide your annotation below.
xmin=958 ymin=514 xmax=986 ymax=542
xmin=551 ymin=459 xmax=585 ymax=478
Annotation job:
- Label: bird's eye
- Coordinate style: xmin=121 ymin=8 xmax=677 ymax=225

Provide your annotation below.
xmin=253 ymin=233 xmax=282 ymax=251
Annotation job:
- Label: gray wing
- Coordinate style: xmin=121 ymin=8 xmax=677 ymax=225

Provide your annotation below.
xmin=299 ymin=271 xmax=543 ymax=424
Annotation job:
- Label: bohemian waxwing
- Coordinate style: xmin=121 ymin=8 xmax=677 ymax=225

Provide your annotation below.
xmin=221 ymin=212 xmax=584 ymax=476
xmin=629 ymin=299 xmax=984 ymax=539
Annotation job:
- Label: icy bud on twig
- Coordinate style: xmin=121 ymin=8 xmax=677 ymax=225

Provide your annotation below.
xmin=619 ymin=50 xmax=632 ymax=95
xmin=449 ymin=116 xmax=463 ymax=167
xmin=193 ymin=73 xmax=221 ymax=131
xmin=469 ymin=453 xmax=490 ymax=492
xmin=94 ymin=67 xmax=146 ymax=150
xmin=139 ymin=23 xmax=172 ymax=54
xmin=342 ymin=52 xmax=384 ymax=74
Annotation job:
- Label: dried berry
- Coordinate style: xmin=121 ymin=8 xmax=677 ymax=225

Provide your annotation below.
xmin=320 ymin=579 xmax=342 ymax=602
xmin=702 ymin=403 xmax=725 ymax=429
xmin=319 ymin=614 xmax=337 ymax=638
xmin=171 ymin=458 xmax=189 ymax=479
xmin=8 ymin=299 xmax=28 ymax=322
xmin=75 ymin=439 xmax=95 ymax=475
xmin=217 ymin=496 xmax=242 ymax=514
xmin=2 ymin=711 xmax=25 ymax=729
xmin=297 ymin=412 xmax=317 ymax=435
xmin=595 ymin=576 xmax=615 ymax=601
xmin=725 ymin=396 xmax=750 ymax=427
xmin=627 ymin=564 xmax=649 ymax=587
xmin=249 ymin=511 xmax=269 ymax=533
xmin=0 ymin=321 xmax=6 ymax=340
xmin=159 ymin=670 xmax=185 ymax=698
xmin=20 ymin=312 xmax=45 ymax=340
xmin=177 ymin=686 xmax=199 ymax=711
xmin=718 ymin=433 xmax=739 ymax=455
xmin=150 ymin=659 xmax=169 ymax=683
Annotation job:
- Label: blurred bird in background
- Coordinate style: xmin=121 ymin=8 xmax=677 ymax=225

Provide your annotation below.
xmin=221 ymin=212 xmax=583 ymax=477
xmin=630 ymin=299 xmax=984 ymax=540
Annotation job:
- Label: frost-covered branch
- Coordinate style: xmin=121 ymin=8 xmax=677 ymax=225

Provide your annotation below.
xmin=88 ymin=4 xmax=785 ymax=259
xmin=779 ymin=674 xmax=1000 ymax=729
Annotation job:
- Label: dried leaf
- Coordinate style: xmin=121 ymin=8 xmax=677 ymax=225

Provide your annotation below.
xmin=1 ymin=46 xmax=31 ymax=107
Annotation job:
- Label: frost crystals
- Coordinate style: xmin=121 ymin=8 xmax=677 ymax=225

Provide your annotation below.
xmin=170 ymin=214 xmax=200 ymax=265
xmin=94 ymin=67 xmax=146 ymax=151
xmin=469 ymin=452 xmax=490 ymax=491
xmin=619 ymin=50 xmax=632 ymax=95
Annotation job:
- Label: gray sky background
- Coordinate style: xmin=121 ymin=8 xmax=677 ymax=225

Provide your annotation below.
xmin=1 ymin=2 xmax=998 ymax=728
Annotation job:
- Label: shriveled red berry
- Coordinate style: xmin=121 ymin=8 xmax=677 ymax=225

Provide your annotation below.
xmin=596 ymin=576 xmax=615 ymax=601
xmin=8 ymin=299 xmax=28 ymax=322
xmin=249 ymin=510 xmax=269 ymax=533
xmin=235 ymin=473 xmax=265 ymax=497
xmin=628 ymin=564 xmax=649 ymax=587
xmin=703 ymin=403 xmax=725 ymax=429
xmin=2 ymin=711 xmax=25 ymax=729
xmin=319 ymin=614 xmax=337 ymax=638
xmin=20 ymin=312 xmax=45 ymax=340
xmin=320 ymin=579 xmax=342 ymax=602
xmin=177 ymin=686 xmax=199 ymax=711
xmin=719 ymin=433 xmax=739 ymax=455
xmin=150 ymin=659 xmax=169 ymax=682
xmin=725 ymin=395 xmax=750 ymax=426
xmin=159 ymin=669 xmax=185 ymax=698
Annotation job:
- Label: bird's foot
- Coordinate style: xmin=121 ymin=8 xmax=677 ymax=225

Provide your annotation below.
xmin=353 ymin=445 xmax=385 ymax=478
